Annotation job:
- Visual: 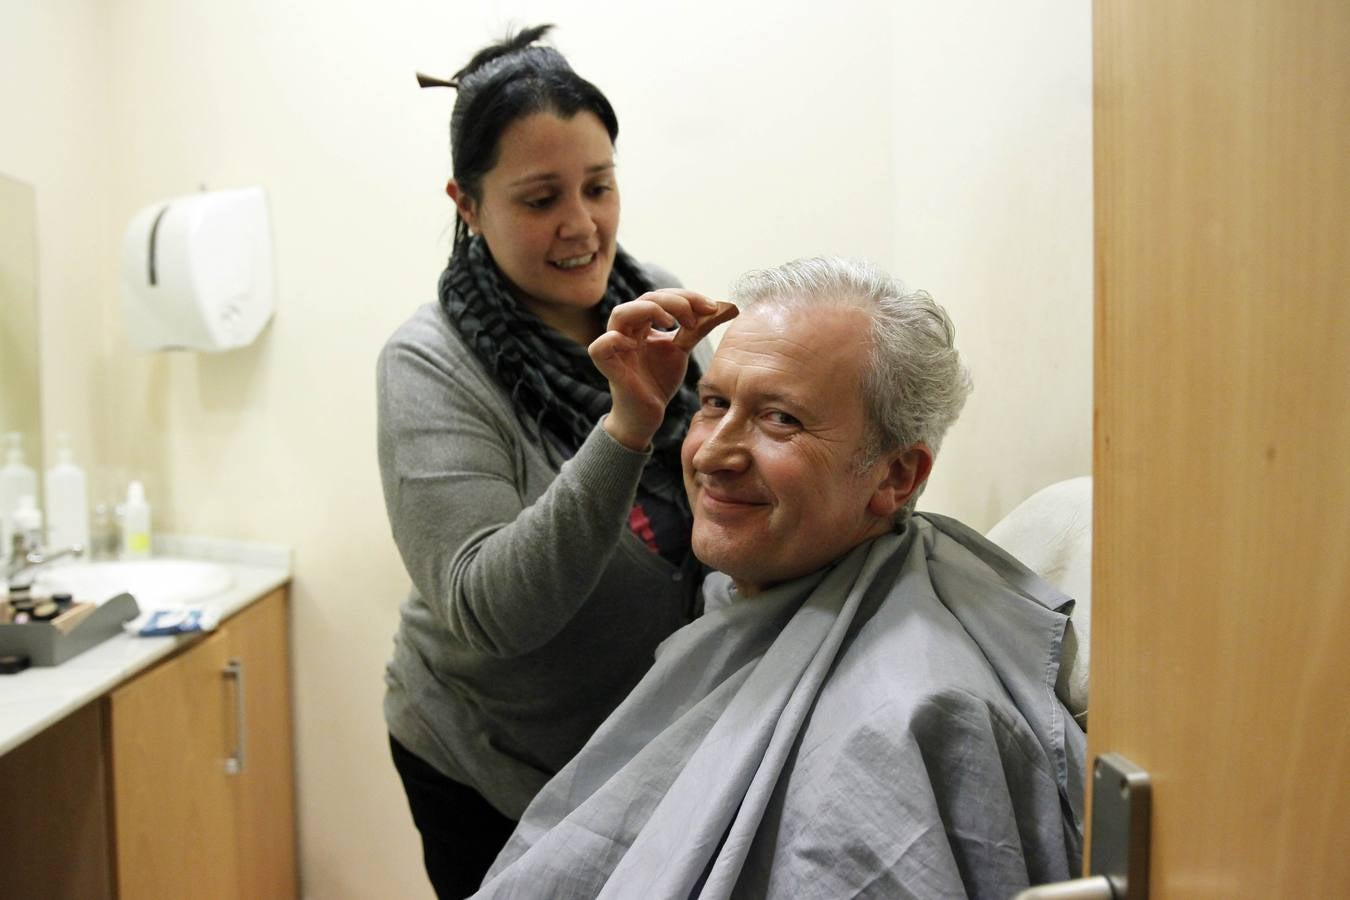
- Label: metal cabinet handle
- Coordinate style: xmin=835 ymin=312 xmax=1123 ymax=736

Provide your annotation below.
xmin=223 ymin=657 xmax=246 ymax=776
xmin=1014 ymin=875 xmax=1115 ymax=900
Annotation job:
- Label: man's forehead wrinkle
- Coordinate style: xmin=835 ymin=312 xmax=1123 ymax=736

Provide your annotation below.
xmin=715 ymin=336 xmax=821 ymax=376
xmin=718 ymin=351 xmax=802 ymax=379
xmin=725 ymin=325 xmax=816 ymax=353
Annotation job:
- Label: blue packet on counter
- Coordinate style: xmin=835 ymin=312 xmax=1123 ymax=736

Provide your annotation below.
xmin=124 ymin=607 xmax=220 ymax=637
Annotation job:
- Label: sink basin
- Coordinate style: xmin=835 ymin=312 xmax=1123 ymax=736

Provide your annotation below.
xmin=35 ymin=559 xmax=233 ymax=609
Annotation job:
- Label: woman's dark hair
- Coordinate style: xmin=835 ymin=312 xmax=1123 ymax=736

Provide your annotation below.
xmin=421 ymin=25 xmax=620 ymax=252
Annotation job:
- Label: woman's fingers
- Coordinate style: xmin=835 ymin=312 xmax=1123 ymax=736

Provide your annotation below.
xmin=591 ymin=291 xmax=731 ymax=451
xmin=607 ymin=292 xmax=737 ymax=356
xmin=609 ymin=289 xmax=719 ymax=334
xmin=675 ymin=300 xmax=739 ymax=350
xmin=587 ymin=330 xmax=640 ymax=367
xmin=606 ymin=298 xmax=675 ymax=338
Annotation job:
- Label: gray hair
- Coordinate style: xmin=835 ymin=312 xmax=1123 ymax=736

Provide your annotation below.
xmin=731 ymin=257 xmax=973 ymax=515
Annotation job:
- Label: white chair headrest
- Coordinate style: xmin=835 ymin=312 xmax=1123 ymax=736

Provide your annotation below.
xmin=986 ymin=476 xmax=1092 ymax=726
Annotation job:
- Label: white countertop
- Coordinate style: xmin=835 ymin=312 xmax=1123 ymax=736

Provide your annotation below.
xmin=0 ymin=541 xmax=291 ymax=756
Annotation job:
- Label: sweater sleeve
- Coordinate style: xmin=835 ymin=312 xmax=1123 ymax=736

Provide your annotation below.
xmin=376 ymin=310 xmax=652 ymax=658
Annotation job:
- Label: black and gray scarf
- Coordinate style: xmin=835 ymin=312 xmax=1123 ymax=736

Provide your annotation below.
xmin=440 ymin=235 xmax=699 ymax=518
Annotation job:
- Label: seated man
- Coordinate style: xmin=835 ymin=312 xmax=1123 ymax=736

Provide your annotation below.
xmin=473 ymin=257 xmax=1086 ymax=899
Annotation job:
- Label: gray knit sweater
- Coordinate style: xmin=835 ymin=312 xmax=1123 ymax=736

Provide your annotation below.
xmin=378 ymin=299 xmax=703 ymax=819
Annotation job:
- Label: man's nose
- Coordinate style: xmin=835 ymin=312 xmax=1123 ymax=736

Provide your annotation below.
xmin=692 ymin=417 xmax=751 ymax=474
xmin=557 ymin=193 xmax=597 ymax=241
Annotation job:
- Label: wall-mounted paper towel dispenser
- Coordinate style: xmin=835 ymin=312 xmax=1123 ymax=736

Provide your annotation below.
xmin=120 ymin=186 xmax=275 ymax=352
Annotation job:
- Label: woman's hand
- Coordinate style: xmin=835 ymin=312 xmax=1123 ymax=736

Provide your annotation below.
xmin=589 ymin=289 xmax=739 ymax=451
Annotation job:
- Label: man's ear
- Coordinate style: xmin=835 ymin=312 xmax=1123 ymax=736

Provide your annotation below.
xmin=446 ymin=179 xmax=479 ymax=234
xmin=866 ymin=444 xmax=935 ymax=518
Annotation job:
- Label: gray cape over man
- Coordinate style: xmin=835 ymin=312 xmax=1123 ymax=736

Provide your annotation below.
xmin=472 ymin=513 xmax=1087 ymax=899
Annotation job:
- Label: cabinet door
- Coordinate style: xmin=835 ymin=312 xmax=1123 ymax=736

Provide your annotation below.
xmin=109 ymin=629 xmax=241 ymax=899
xmin=0 ymin=701 xmax=115 ymax=899
xmin=226 ymin=588 xmax=299 ymax=899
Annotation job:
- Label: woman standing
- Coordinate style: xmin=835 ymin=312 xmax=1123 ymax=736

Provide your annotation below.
xmin=378 ymin=25 xmax=727 ymax=898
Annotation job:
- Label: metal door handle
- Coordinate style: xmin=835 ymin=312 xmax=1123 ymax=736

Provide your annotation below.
xmin=1014 ymin=875 xmax=1115 ymax=899
xmin=1015 ymin=753 xmax=1151 ymax=900
xmin=223 ymin=657 xmax=246 ymax=775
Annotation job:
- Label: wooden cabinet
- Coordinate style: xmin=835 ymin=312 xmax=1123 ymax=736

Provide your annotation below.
xmin=0 ymin=587 xmax=297 ymax=900
xmin=0 ymin=701 xmax=116 ymax=899
xmin=109 ymin=588 xmax=298 ymax=899
xmin=109 ymin=628 xmax=239 ymax=896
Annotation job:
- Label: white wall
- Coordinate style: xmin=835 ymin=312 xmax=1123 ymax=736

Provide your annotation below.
xmin=892 ymin=3 xmax=1094 ymax=526
xmin=2 ymin=1 xmax=1090 ymax=896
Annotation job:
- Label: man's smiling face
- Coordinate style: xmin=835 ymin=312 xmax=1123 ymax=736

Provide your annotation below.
xmin=681 ymin=303 xmax=900 ymax=595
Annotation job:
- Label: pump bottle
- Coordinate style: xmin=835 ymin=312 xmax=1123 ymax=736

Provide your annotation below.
xmin=1 ymin=433 xmax=38 ymax=566
xmin=45 ymin=432 xmax=90 ymax=556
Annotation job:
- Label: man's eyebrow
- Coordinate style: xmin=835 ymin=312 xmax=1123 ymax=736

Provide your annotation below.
xmin=758 ymin=390 xmax=808 ymax=408
xmin=507 ymin=163 xmax=615 ymax=188
xmin=696 ymin=379 xmax=808 ymax=409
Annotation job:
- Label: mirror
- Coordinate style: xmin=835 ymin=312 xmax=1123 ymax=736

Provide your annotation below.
xmin=0 ymin=172 xmax=42 ymax=481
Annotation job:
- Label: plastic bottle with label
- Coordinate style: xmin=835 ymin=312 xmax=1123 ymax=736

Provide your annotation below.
xmin=120 ymin=481 xmax=153 ymax=559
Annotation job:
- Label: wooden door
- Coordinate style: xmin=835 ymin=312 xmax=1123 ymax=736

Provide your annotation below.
xmin=109 ymin=629 xmax=241 ymax=899
xmin=1092 ymin=0 xmax=1350 ymax=896
xmin=227 ymin=589 xmax=299 ymax=899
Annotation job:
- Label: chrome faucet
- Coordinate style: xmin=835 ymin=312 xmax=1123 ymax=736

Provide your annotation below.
xmin=6 ymin=532 xmax=84 ymax=589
